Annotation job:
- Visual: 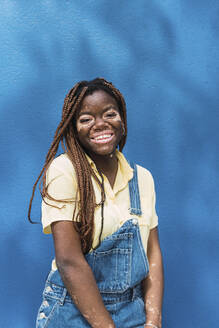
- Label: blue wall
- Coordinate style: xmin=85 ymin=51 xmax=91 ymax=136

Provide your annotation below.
xmin=1 ymin=1 xmax=218 ymax=327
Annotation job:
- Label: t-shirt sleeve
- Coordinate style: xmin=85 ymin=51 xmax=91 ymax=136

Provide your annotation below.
xmin=41 ymin=157 xmax=78 ymax=234
xmin=149 ymin=173 xmax=158 ymax=230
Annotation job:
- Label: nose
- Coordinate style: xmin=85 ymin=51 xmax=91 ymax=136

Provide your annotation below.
xmin=93 ymin=117 xmax=108 ymax=130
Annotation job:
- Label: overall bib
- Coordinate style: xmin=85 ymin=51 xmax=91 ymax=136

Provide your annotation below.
xmin=36 ymin=163 xmax=149 ymax=328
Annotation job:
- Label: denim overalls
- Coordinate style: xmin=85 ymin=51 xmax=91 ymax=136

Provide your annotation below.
xmin=36 ymin=162 xmax=149 ymax=328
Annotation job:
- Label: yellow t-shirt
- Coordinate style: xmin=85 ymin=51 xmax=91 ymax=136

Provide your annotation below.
xmin=41 ymin=150 xmax=158 ymax=270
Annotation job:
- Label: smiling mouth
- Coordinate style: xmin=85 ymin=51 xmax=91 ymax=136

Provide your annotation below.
xmin=90 ymin=133 xmax=114 ymax=144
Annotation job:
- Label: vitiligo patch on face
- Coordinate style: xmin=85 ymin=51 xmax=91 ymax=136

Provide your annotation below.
xmin=76 ymin=111 xmax=122 ymax=132
xmin=76 ymin=118 xmax=95 ymax=131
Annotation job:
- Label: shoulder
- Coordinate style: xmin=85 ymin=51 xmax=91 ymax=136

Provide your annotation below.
xmin=47 ymin=153 xmax=76 ymax=180
xmin=135 ymin=163 xmax=156 ymax=189
xmin=49 ymin=153 xmax=73 ymax=170
xmin=136 ymin=164 xmax=153 ymax=178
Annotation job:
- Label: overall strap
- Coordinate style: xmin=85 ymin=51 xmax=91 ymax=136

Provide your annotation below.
xmin=128 ymin=161 xmax=142 ymax=216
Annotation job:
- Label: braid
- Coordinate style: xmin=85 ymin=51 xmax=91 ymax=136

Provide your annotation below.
xmin=28 ymin=78 xmax=127 ymax=253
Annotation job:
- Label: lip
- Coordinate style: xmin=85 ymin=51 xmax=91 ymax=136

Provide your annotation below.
xmin=90 ymin=130 xmax=114 ymax=138
xmin=90 ymin=131 xmax=115 ymax=144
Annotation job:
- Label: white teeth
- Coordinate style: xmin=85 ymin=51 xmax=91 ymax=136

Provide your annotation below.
xmin=94 ymin=134 xmax=111 ymax=140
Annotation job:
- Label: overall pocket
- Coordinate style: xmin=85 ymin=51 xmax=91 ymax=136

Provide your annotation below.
xmin=91 ymin=232 xmax=133 ymax=293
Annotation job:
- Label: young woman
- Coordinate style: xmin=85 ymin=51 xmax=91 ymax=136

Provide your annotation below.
xmin=29 ymin=78 xmax=164 ymax=328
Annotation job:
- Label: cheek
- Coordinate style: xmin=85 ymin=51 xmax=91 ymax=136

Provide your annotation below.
xmin=76 ymin=121 xmax=93 ymax=133
xmin=113 ymin=112 xmax=122 ymax=122
xmin=114 ymin=122 xmax=124 ymax=141
xmin=75 ymin=124 xmax=86 ymax=142
xmin=114 ymin=117 xmax=124 ymax=131
xmin=76 ymin=123 xmax=83 ymax=133
xmin=114 ymin=116 xmax=124 ymax=134
xmin=109 ymin=114 xmax=123 ymax=128
xmin=114 ymin=118 xmax=123 ymax=126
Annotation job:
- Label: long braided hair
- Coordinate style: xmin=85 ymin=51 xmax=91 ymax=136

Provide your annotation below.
xmin=28 ymin=78 xmax=127 ymax=254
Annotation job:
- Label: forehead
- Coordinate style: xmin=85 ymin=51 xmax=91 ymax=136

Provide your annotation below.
xmin=79 ymin=90 xmax=119 ymax=113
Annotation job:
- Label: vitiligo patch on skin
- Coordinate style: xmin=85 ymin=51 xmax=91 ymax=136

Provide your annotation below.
xmin=76 ymin=110 xmax=122 ymax=132
xmin=147 ymin=319 xmax=161 ymax=328
xmin=146 ymin=299 xmax=152 ymax=306
xmin=146 ymin=304 xmax=162 ymax=327
xmin=147 ymin=274 xmax=162 ymax=286
xmin=148 ymin=274 xmax=153 ymax=281
xmin=151 ymin=263 xmax=157 ymax=267
xmin=147 ymin=305 xmax=160 ymax=315
xmin=146 ymin=293 xmax=162 ymax=326
xmin=72 ymin=294 xmax=79 ymax=306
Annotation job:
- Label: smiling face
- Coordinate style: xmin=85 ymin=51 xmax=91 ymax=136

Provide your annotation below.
xmin=75 ymin=90 xmax=124 ymax=159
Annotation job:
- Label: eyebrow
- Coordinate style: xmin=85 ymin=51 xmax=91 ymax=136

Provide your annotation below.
xmin=78 ymin=105 xmax=118 ymax=117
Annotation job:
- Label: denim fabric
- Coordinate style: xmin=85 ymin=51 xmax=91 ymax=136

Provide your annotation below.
xmin=128 ymin=161 xmax=142 ymax=216
xmin=36 ymin=163 xmax=149 ymax=328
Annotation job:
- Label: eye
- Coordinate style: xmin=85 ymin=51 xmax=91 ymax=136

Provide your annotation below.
xmin=80 ymin=118 xmax=91 ymax=123
xmin=104 ymin=110 xmax=118 ymax=118
xmin=78 ymin=116 xmax=93 ymax=124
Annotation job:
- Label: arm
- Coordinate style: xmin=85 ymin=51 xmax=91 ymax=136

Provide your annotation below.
xmin=51 ymin=221 xmax=115 ymax=328
xmin=142 ymin=227 xmax=164 ymax=328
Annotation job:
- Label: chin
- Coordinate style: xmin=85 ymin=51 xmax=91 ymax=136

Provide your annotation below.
xmin=90 ymin=145 xmax=116 ymax=157
xmin=95 ymin=150 xmax=115 ymax=157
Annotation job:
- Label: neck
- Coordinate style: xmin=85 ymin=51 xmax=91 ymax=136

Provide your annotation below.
xmin=88 ymin=151 xmax=118 ymax=175
xmin=88 ymin=151 xmax=119 ymax=189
